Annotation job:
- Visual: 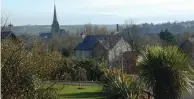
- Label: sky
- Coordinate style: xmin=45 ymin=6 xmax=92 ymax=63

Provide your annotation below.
xmin=1 ymin=0 xmax=194 ymax=26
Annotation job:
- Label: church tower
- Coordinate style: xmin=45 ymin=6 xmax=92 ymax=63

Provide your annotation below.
xmin=51 ymin=3 xmax=60 ymax=35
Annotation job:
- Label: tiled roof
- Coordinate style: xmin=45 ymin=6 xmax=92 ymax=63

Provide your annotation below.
xmin=178 ymin=35 xmax=194 ymax=47
xmin=39 ymin=32 xmax=52 ymax=39
xmin=98 ymin=35 xmax=121 ymax=50
xmin=1 ymin=31 xmax=15 ymax=39
xmin=188 ymin=36 xmax=194 ymax=44
xmin=178 ymin=35 xmax=194 ymax=49
xmin=75 ymin=35 xmax=121 ymax=51
xmin=190 ymin=34 xmax=194 ymax=38
xmin=178 ymin=42 xmax=184 ymax=48
xmin=75 ymin=35 xmax=100 ymax=50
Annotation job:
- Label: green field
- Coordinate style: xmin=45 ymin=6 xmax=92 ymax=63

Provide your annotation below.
xmin=44 ymin=83 xmax=105 ymax=99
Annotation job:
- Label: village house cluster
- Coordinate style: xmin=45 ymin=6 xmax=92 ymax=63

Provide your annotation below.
xmin=1 ymin=3 xmax=194 ymax=74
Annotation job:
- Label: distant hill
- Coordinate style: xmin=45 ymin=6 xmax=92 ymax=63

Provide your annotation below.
xmin=138 ymin=20 xmax=194 ymax=34
xmin=13 ymin=25 xmax=117 ymax=35
xmin=13 ymin=20 xmax=194 ymax=35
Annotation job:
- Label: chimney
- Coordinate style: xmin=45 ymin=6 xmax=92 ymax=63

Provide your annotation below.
xmin=81 ymin=32 xmax=86 ymax=39
xmin=8 ymin=23 xmax=13 ymax=32
xmin=80 ymin=28 xmax=86 ymax=42
xmin=116 ymin=24 xmax=119 ymax=32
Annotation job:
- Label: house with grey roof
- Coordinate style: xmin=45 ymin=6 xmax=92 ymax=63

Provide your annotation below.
xmin=1 ymin=23 xmax=17 ymax=40
xmin=75 ymin=34 xmax=133 ymax=67
xmin=179 ymin=35 xmax=194 ymax=59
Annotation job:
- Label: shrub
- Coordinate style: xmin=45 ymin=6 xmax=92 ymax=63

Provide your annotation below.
xmin=138 ymin=46 xmax=194 ymax=99
xmin=52 ymin=58 xmax=106 ymax=81
xmin=61 ymin=48 xmax=71 ymax=57
xmin=1 ymin=39 xmax=58 ymax=99
xmin=75 ymin=67 xmax=87 ymax=81
xmin=26 ymin=44 xmax=62 ymax=80
xmin=76 ymin=58 xmax=106 ymax=81
xmin=102 ymin=68 xmax=146 ymax=99
xmin=50 ymin=57 xmax=76 ymax=81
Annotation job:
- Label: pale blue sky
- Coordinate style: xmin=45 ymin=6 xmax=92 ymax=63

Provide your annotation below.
xmin=2 ymin=0 xmax=194 ymax=26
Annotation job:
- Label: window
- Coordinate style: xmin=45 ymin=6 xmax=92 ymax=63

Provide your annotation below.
xmin=75 ymin=50 xmax=81 ymax=57
xmin=81 ymin=51 xmax=85 ymax=57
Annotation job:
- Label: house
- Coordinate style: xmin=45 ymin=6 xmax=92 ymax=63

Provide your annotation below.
xmin=1 ymin=31 xmax=16 ymax=40
xmin=1 ymin=23 xmax=17 ymax=40
xmin=179 ymin=35 xmax=194 ymax=59
xmin=39 ymin=32 xmax=52 ymax=39
xmin=75 ymin=34 xmax=133 ymax=68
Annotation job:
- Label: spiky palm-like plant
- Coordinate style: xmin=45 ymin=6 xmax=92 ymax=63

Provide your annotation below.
xmin=138 ymin=46 xmax=194 ymax=99
xmin=102 ymin=68 xmax=145 ymax=99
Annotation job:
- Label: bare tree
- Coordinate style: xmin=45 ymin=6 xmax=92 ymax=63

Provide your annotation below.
xmin=175 ymin=32 xmax=194 ymax=42
xmin=1 ymin=11 xmax=9 ymax=31
xmin=84 ymin=23 xmax=93 ymax=35
xmin=122 ymin=20 xmax=142 ymax=52
xmin=84 ymin=24 xmax=110 ymax=35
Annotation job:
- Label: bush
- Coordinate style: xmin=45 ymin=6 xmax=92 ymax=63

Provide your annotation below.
xmin=75 ymin=67 xmax=87 ymax=81
xmin=101 ymin=68 xmax=146 ymax=99
xmin=51 ymin=58 xmax=106 ymax=81
xmin=1 ymin=39 xmax=58 ymax=99
xmin=75 ymin=58 xmax=106 ymax=81
xmin=26 ymin=44 xmax=62 ymax=80
xmin=50 ymin=57 xmax=76 ymax=81
xmin=61 ymin=48 xmax=71 ymax=57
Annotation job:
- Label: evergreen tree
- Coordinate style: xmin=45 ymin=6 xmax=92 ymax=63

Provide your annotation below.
xmin=159 ymin=29 xmax=176 ymax=45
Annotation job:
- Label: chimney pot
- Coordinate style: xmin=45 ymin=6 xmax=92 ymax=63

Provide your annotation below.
xmin=8 ymin=23 xmax=13 ymax=32
xmin=116 ymin=24 xmax=119 ymax=32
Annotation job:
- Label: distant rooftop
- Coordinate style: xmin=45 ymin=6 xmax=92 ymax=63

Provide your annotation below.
xmin=39 ymin=32 xmax=52 ymax=39
xmin=75 ymin=35 xmax=121 ymax=51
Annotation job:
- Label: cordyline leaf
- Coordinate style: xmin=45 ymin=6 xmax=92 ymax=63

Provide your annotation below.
xmin=138 ymin=46 xmax=194 ymax=99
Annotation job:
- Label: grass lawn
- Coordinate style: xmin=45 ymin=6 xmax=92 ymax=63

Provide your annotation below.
xmin=43 ymin=83 xmax=105 ymax=99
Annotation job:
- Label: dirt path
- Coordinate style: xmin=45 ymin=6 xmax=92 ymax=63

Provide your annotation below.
xmin=44 ymin=81 xmax=103 ymax=86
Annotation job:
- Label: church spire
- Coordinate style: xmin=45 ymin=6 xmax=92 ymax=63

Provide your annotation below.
xmin=53 ymin=3 xmax=58 ymax=23
xmin=51 ymin=2 xmax=60 ymax=35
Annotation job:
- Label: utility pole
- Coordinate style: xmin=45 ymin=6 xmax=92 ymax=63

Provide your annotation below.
xmin=121 ymin=37 xmax=124 ymax=83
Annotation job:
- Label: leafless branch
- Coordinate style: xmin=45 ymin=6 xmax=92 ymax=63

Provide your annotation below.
xmin=2 ymin=44 xmax=24 ymax=69
xmin=1 ymin=11 xmax=9 ymax=31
